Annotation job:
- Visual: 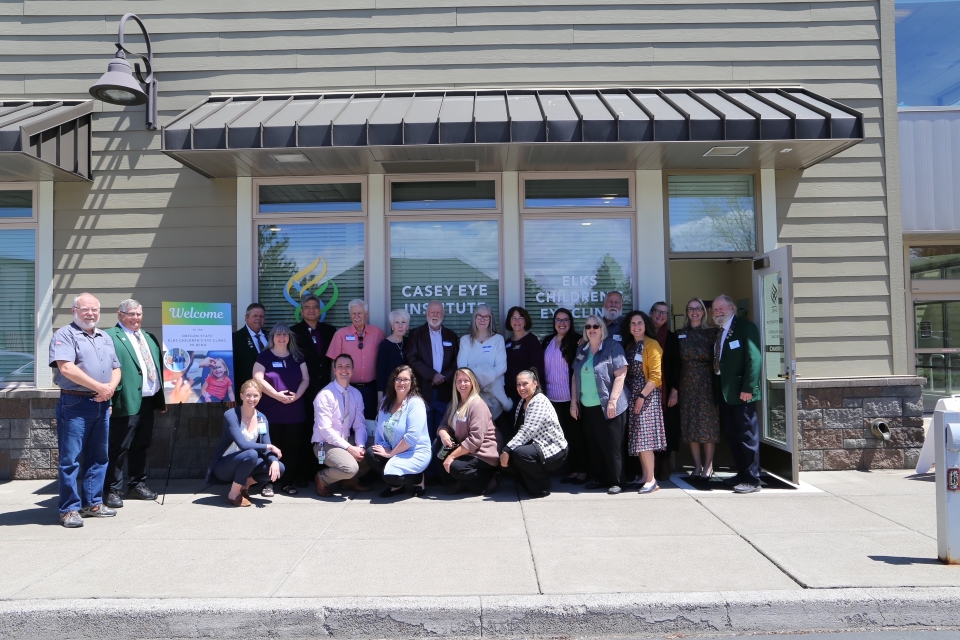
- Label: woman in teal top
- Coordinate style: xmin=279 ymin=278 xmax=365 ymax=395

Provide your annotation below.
xmin=365 ymin=365 xmax=430 ymax=498
xmin=571 ymin=314 xmax=629 ymax=494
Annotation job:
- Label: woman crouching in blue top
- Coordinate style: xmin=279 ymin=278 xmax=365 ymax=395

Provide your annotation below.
xmin=206 ymin=379 xmax=284 ymax=507
xmin=365 ymin=365 xmax=431 ymax=499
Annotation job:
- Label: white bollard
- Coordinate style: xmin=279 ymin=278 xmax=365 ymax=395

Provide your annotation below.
xmin=933 ymin=398 xmax=960 ymax=564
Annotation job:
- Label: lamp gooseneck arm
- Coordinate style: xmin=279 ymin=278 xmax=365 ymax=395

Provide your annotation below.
xmin=114 ymin=12 xmax=157 ymax=130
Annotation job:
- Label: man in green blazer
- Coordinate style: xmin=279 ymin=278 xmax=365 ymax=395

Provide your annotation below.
xmin=103 ymin=299 xmax=166 ymax=508
xmin=711 ymin=294 xmax=763 ymax=494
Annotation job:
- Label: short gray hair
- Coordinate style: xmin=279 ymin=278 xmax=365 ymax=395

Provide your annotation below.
xmin=301 ymin=293 xmax=321 ymax=308
xmin=348 ymin=299 xmax=368 ymax=314
xmin=118 ymin=299 xmax=142 ymax=313
xmin=72 ymin=292 xmax=98 ymax=308
xmin=713 ymin=294 xmax=736 ymax=309
xmin=388 ymin=308 xmax=410 ymax=326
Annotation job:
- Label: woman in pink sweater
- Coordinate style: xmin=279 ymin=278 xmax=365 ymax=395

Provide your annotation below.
xmin=437 ymin=368 xmax=501 ymax=495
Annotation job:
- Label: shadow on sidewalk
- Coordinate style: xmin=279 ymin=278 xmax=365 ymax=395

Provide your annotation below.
xmin=0 ymin=505 xmax=58 ymax=527
xmin=869 ymin=555 xmax=942 ymax=565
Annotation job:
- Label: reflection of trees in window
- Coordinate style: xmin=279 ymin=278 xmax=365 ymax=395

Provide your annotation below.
xmin=258 ymin=226 xmax=296 ymax=284
xmin=670 ymin=197 xmax=755 ymax=252
xmin=591 ymin=254 xmax=632 ymax=307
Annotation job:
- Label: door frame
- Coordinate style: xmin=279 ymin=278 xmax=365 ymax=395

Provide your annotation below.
xmin=752 ymin=245 xmax=799 ymax=484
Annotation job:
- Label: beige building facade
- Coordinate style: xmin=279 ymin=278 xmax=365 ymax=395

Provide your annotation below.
xmin=0 ymin=0 xmax=923 ymax=480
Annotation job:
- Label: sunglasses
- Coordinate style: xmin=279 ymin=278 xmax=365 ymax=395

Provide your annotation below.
xmin=584 ymin=324 xmax=601 ymax=330
xmin=358 ymin=334 xmax=364 ymax=350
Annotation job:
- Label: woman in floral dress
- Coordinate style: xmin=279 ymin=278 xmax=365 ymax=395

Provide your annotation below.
xmin=622 ymin=311 xmax=666 ymax=494
xmin=678 ymin=297 xmax=721 ymax=479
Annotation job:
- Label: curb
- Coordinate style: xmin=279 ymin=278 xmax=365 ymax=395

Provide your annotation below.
xmin=2 ymin=588 xmax=960 ymax=639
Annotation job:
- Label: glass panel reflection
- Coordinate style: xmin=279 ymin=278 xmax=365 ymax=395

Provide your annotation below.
xmin=914 ymin=301 xmax=960 ymax=349
xmin=761 ymin=271 xmax=787 ymax=443
xmin=910 ymin=246 xmax=960 ymax=280
xmin=668 ymin=175 xmax=757 ymax=253
xmin=916 ymin=352 xmax=960 ymax=411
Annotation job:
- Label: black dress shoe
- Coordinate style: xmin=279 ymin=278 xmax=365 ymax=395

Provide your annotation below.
xmin=104 ymin=492 xmax=123 ymax=509
xmin=380 ymin=485 xmax=405 ymax=498
xmin=584 ymin=481 xmax=603 ymax=490
xmin=128 ymin=482 xmax=157 ymax=500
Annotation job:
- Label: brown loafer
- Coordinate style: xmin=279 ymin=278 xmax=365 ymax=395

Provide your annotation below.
xmin=340 ymin=479 xmax=370 ymax=492
xmin=227 ymin=494 xmax=251 ymax=507
xmin=315 ymin=474 xmax=333 ymax=497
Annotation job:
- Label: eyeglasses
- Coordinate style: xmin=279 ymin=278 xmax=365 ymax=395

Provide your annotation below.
xmin=120 ymin=311 xmax=143 ymax=317
xmin=584 ymin=324 xmax=601 ymax=330
xmin=74 ymin=307 xmax=100 ymax=313
xmin=476 ymin=315 xmax=491 ymax=320
xmin=357 ymin=334 xmax=364 ymax=350
xmin=396 ymin=377 xmax=412 ymax=383
xmin=555 ymin=318 xmax=570 ymax=323
xmin=652 ymin=310 xmax=668 ymax=316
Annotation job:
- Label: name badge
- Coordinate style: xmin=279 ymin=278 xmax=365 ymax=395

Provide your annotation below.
xmin=442 ymin=341 xmax=453 ymax=347
xmin=272 ymin=361 xmax=284 ymax=368
xmin=257 ymin=420 xmax=267 ymax=435
xmin=576 ymin=354 xmax=585 ymax=361
xmin=505 ymin=342 xmax=513 ymax=349
xmin=634 ymin=353 xmax=643 ymax=362
xmin=678 ymin=334 xmax=686 ymax=339
xmin=730 ymin=340 xmax=741 ymax=350
xmin=613 ymin=334 xmax=622 ymax=342
xmin=345 ymin=335 xmax=357 ymax=341
xmin=311 ymin=335 xmax=317 ymax=344
xmin=482 ymin=345 xmax=492 ymax=352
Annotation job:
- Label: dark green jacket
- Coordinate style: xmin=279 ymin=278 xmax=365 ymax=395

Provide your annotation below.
xmin=714 ymin=316 xmax=762 ymax=405
xmin=105 ymin=324 xmax=166 ymax=417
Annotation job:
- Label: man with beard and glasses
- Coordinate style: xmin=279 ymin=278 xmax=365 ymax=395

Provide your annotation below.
xmin=602 ymin=291 xmax=625 ymax=341
xmin=407 ymin=300 xmax=459 ymax=442
xmin=49 ymin=292 xmax=122 ymax=528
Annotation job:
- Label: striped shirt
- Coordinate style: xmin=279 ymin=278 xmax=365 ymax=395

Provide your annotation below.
xmin=544 ymin=338 xmax=571 ymax=402
xmin=506 ymin=393 xmax=568 ymax=459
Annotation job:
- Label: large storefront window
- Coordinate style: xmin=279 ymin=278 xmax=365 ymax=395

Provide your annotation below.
xmin=668 ymin=174 xmax=757 ymax=253
xmin=0 ymin=228 xmax=35 ymax=384
xmin=523 ymin=218 xmax=633 ymax=336
xmin=257 ymin=222 xmax=365 ymax=329
xmin=390 ymin=220 xmax=500 ymax=334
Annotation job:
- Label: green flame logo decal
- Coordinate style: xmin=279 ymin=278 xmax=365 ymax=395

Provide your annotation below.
xmin=284 ymin=255 xmax=339 ymax=321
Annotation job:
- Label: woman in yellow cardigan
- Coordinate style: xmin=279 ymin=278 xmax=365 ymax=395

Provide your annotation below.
xmin=621 ymin=311 xmax=667 ymax=494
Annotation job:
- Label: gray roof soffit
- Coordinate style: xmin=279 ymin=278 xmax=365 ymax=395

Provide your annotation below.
xmin=161 ymin=88 xmax=863 ymax=177
xmin=0 ymin=99 xmax=94 ymax=182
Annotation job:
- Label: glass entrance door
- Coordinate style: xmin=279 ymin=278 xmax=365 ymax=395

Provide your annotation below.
xmin=752 ymin=246 xmax=798 ymax=483
xmin=913 ymin=299 xmax=960 ymax=409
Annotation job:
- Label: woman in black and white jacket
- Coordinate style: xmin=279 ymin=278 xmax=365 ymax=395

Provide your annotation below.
xmin=500 ymin=369 xmax=568 ymax=498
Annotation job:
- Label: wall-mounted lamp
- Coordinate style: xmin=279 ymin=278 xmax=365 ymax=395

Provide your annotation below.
xmin=89 ymin=13 xmax=157 ymax=130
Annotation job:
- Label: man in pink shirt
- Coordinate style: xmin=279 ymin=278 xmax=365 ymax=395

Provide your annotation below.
xmin=312 ymin=354 xmax=371 ymax=496
xmin=326 ymin=299 xmax=384 ymax=421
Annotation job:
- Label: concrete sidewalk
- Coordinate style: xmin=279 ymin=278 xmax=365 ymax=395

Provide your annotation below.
xmin=0 ymin=469 xmax=957 ymax=638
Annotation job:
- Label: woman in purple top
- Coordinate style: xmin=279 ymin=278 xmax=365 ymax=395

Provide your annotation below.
xmin=252 ymin=322 xmax=309 ymax=495
xmin=540 ymin=308 xmax=587 ymax=484
xmin=503 ymin=306 xmax=545 ymax=441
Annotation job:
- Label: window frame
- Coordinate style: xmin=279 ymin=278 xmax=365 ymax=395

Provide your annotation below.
xmin=519 ymin=210 xmax=637 ymax=335
xmin=0 ymin=183 xmax=38 ymax=388
xmin=385 ymin=214 xmax=504 ymax=331
xmin=385 ymin=173 xmax=502 ymax=215
xmin=252 ymin=175 xmax=367 ymax=220
xmin=663 ymin=170 xmax=762 ymax=259
xmin=519 ymin=171 xmax=636 ymax=214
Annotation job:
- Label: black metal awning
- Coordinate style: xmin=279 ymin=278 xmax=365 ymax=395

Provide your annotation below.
xmin=162 ymin=87 xmax=863 ymax=178
xmin=0 ymin=100 xmax=93 ymax=182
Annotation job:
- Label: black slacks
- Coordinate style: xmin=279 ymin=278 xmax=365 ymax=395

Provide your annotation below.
xmin=553 ymin=401 xmax=587 ymax=475
xmin=267 ymin=421 xmax=301 ymax=487
xmin=105 ymin=395 xmax=155 ymax=493
xmin=720 ymin=398 xmax=760 ymax=486
xmin=503 ymin=444 xmax=567 ymax=494
xmin=441 ymin=455 xmax=497 ymax=494
xmin=355 ymin=383 xmax=378 ymax=420
xmin=581 ymin=405 xmax=627 ymax=487
xmin=365 ymin=450 xmax=425 ymax=487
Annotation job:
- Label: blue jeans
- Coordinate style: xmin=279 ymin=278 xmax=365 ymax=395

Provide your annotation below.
xmin=57 ymin=394 xmax=111 ymax=514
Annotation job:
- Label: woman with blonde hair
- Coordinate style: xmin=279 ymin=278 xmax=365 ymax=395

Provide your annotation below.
xmin=457 ymin=304 xmax=511 ymax=419
xmin=678 ymin=297 xmax=721 ymax=478
xmin=436 ymin=367 xmax=501 ymax=495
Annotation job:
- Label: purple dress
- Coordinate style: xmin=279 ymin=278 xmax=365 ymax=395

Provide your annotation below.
xmin=255 ymin=350 xmax=306 ymax=424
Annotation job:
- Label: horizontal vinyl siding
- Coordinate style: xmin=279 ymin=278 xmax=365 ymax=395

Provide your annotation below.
xmin=0 ymin=0 xmax=892 ymax=375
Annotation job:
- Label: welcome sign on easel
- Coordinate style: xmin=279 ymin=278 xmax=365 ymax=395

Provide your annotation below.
xmin=161 ymin=302 xmax=234 ymax=404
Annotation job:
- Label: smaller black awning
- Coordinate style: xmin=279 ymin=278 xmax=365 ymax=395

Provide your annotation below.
xmin=162 ymin=87 xmax=864 ymax=177
xmin=0 ymin=100 xmax=93 ymax=182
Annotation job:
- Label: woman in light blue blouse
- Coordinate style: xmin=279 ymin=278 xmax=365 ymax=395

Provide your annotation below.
xmin=365 ymin=365 xmax=431 ymax=498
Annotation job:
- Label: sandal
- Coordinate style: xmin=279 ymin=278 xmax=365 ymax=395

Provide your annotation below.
xmin=281 ymin=485 xmax=298 ymax=495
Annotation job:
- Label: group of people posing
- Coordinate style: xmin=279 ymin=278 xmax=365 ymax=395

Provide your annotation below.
xmin=216 ymin=289 xmax=763 ymax=506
